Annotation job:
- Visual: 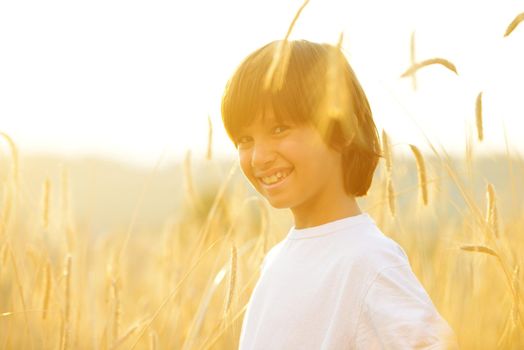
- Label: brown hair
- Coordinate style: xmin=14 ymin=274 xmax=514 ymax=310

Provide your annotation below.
xmin=221 ymin=40 xmax=381 ymax=197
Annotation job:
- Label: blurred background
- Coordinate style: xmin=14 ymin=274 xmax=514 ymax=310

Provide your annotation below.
xmin=1 ymin=0 xmax=523 ymax=349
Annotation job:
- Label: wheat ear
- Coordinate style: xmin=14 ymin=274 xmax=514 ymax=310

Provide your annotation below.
xmin=401 ymin=58 xmax=458 ymax=78
xmin=486 ymin=183 xmax=499 ymax=238
xmin=504 ymin=12 xmax=524 ymax=37
xmin=409 ymin=145 xmax=428 ymax=205
xmin=476 ymin=92 xmax=483 ymax=142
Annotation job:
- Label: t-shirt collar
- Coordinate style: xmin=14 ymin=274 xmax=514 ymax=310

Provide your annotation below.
xmin=286 ymin=213 xmax=373 ymax=240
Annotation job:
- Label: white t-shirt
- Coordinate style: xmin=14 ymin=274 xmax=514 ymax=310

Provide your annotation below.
xmin=238 ymin=213 xmax=458 ymax=350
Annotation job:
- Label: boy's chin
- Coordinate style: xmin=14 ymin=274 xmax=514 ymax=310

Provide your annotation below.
xmin=262 ymin=196 xmax=291 ymax=209
xmin=250 ymin=184 xmax=291 ymax=209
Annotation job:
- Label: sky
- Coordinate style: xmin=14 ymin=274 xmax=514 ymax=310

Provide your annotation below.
xmin=0 ymin=0 xmax=523 ymax=167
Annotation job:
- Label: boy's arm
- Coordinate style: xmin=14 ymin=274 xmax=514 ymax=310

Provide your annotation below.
xmin=354 ymin=264 xmax=459 ymax=350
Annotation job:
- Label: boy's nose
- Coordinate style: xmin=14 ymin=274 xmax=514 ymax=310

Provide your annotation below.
xmin=250 ymin=142 xmax=276 ymax=170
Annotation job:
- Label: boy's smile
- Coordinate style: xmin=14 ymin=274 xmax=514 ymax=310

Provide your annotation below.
xmin=236 ymin=111 xmax=358 ymax=228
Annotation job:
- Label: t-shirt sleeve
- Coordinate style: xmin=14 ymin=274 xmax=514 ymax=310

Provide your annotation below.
xmin=355 ymin=264 xmax=459 ymax=350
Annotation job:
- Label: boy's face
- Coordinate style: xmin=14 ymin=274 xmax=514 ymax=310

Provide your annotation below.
xmin=236 ymin=110 xmax=346 ymax=214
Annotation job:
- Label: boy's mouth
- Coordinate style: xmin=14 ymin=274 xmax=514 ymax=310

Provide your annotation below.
xmin=258 ymin=169 xmax=292 ymax=186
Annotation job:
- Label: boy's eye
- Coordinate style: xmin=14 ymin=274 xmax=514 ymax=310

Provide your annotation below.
xmin=272 ymin=125 xmax=289 ymax=134
xmin=236 ymin=136 xmax=253 ymax=146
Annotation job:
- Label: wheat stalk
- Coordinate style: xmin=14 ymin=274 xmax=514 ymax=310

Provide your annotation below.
xmin=486 ymin=183 xmax=499 ymax=238
xmin=381 ymin=130 xmax=392 ymax=174
xmin=410 ymin=31 xmax=417 ymax=90
xmin=465 ymin=124 xmax=474 ymax=180
xmin=149 ymin=330 xmax=158 ymax=350
xmin=0 ymin=243 xmax=8 ymax=270
xmin=387 ymin=178 xmax=396 ymax=217
xmin=8 ymin=244 xmax=33 ymax=347
xmin=42 ymin=177 xmax=51 ymax=230
xmin=0 ymin=132 xmax=19 ymax=188
xmin=401 ymin=58 xmax=458 ymax=78
xmin=264 ymin=0 xmax=310 ymax=92
xmin=183 ymin=150 xmax=201 ymax=212
xmin=511 ymin=264 xmax=520 ymax=328
xmin=409 ymin=145 xmax=428 ymax=205
xmin=61 ymin=164 xmax=75 ymax=253
xmin=224 ymin=242 xmax=237 ymax=315
xmin=336 ymin=31 xmax=344 ymax=50
xmin=0 ymin=182 xmax=13 ymax=239
xmin=42 ymin=260 xmax=52 ymax=320
xmin=112 ymin=278 xmax=121 ymax=346
xmin=206 ymin=115 xmax=213 ymax=161
xmin=504 ymin=12 xmax=524 ymax=37
xmin=460 ymin=244 xmax=520 ymax=314
xmin=476 ymin=92 xmax=483 ymax=142
xmin=61 ymin=254 xmax=72 ymax=350
xmin=110 ymin=323 xmax=140 ymax=350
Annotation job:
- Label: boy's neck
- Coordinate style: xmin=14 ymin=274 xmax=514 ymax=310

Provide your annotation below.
xmin=291 ymin=196 xmax=362 ymax=229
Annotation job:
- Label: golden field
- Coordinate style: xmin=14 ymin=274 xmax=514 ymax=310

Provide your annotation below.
xmin=2 ymin=0 xmax=524 ymax=348
xmin=0 ymin=134 xmax=523 ymax=349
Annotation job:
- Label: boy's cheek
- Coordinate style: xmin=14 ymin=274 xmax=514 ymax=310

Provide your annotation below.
xmin=238 ymin=159 xmax=259 ymax=189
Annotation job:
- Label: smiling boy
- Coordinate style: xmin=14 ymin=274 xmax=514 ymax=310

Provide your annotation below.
xmin=221 ymin=40 xmax=458 ymax=349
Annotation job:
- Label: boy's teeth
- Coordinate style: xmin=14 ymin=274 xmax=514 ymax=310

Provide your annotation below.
xmin=261 ymin=171 xmax=289 ymax=185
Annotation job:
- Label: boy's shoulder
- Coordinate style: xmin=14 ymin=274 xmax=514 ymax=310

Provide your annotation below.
xmin=327 ymin=224 xmax=411 ymax=285
xmin=353 ymin=227 xmax=410 ymax=270
xmin=310 ymin=218 xmax=409 ymax=273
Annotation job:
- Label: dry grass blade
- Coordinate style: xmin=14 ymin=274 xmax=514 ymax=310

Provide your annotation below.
xmin=476 ymin=92 xmax=483 ymax=142
xmin=409 ymin=145 xmax=428 ymax=205
xmin=401 ymin=58 xmax=458 ymax=78
xmin=504 ymin=12 xmax=524 ymax=37
xmin=264 ymin=0 xmax=310 ymax=92
xmin=460 ymin=245 xmax=499 ymax=258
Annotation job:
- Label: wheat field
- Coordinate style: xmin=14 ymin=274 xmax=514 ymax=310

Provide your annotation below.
xmin=1 ymin=2 xmax=524 ymax=348
xmin=0 ymin=129 xmax=523 ymax=349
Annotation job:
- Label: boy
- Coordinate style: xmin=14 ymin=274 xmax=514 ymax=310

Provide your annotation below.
xmin=221 ymin=40 xmax=458 ymax=349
